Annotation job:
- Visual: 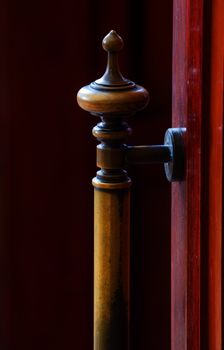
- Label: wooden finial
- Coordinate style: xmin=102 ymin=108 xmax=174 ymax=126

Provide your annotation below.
xmin=76 ymin=32 xmax=149 ymax=349
xmin=77 ymin=30 xmax=149 ymax=116
xmin=102 ymin=30 xmax=124 ymax=52
xmin=95 ymin=30 xmax=128 ymax=87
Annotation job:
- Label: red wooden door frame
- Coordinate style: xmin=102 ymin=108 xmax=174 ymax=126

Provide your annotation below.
xmin=172 ymin=1 xmax=203 ymax=348
xmin=172 ymin=0 xmax=223 ymax=349
xmin=206 ymin=0 xmax=223 ymax=348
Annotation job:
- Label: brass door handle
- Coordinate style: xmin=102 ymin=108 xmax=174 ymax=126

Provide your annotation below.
xmin=77 ymin=30 xmax=185 ymax=349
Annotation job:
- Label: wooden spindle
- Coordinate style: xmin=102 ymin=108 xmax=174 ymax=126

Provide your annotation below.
xmin=77 ymin=30 xmax=149 ymax=349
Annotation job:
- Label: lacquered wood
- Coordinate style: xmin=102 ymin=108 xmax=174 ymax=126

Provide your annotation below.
xmin=77 ymin=84 xmax=148 ymax=116
xmin=207 ymin=0 xmax=224 ymax=348
xmin=77 ymin=31 xmax=149 ymax=350
xmin=91 ymin=115 xmax=132 ymax=349
xmin=172 ymin=1 xmax=203 ymax=349
xmin=93 ymin=186 xmax=130 ymax=349
xmin=77 ymin=31 xmax=149 ymax=117
xmin=173 ymin=1 xmax=224 ymax=349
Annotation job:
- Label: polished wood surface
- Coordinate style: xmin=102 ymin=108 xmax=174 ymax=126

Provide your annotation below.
xmin=94 ymin=187 xmax=130 ymax=349
xmin=77 ymin=31 xmax=149 ymax=117
xmin=207 ymin=0 xmax=224 ymax=348
xmin=172 ymin=1 xmax=224 ymax=349
xmin=172 ymin=0 xmax=203 ymax=349
xmin=77 ymin=31 xmax=149 ymax=349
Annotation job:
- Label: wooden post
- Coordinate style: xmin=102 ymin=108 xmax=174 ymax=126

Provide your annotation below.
xmin=93 ymin=179 xmax=131 ymax=349
xmin=92 ymin=113 xmax=132 ymax=349
xmin=77 ymin=30 xmax=149 ymax=349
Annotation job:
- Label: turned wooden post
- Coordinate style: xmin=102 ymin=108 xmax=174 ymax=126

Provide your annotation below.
xmin=77 ymin=30 xmax=149 ymax=350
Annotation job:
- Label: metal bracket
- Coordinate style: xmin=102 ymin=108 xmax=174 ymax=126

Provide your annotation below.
xmin=164 ymin=128 xmax=186 ymax=182
xmin=125 ymin=127 xmax=186 ymax=182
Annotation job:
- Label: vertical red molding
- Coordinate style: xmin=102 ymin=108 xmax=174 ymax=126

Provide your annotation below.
xmin=172 ymin=0 xmax=203 ymax=349
xmin=208 ymin=0 xmax=224 ymax=348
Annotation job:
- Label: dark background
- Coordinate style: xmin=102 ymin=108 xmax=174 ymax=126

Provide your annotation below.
xmin=0 ymin=0 xmax=172 ymax=349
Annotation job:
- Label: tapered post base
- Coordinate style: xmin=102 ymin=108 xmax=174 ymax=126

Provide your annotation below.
xmin=93 ymin=179 xmax=131 ymax=350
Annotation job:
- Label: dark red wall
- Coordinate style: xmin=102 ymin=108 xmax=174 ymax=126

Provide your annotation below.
xmin=0 ymin=1 xmax=172 ymax=349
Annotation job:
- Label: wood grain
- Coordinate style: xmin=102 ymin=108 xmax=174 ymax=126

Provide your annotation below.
xmin=207 ymin=0 xmax=224 ymax=348
xmin=78 ymin=31 xmax=149 ymax=350
xmin=172 ymin=0 xmax=203 ymax=349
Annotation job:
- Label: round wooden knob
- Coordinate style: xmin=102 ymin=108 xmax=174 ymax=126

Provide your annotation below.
xmin=102 ymin=29 xmax=124 ymax=52
xmin=77 ymin=30 xmax=149 ymax=116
